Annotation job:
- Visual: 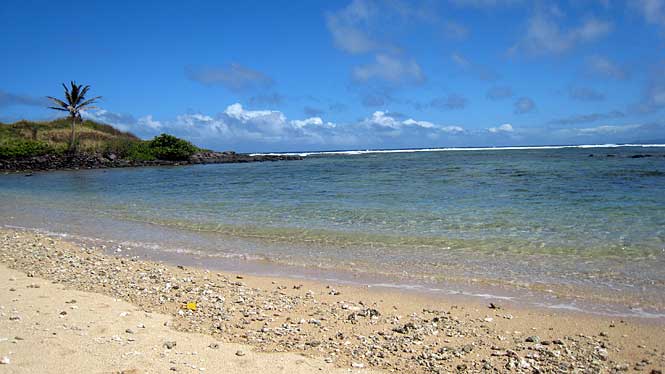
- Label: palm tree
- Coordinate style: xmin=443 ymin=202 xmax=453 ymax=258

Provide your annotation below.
xmin=47 ymin=81 xmax=101 ymax=152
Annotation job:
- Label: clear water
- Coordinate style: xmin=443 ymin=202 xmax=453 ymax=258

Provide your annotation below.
xmin=2 ymin=146 xmax=665 ymax=317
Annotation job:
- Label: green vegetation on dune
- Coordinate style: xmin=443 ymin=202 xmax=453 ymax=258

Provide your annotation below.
xmin=0 ymin=119 xmax=199 ymax=161
xmin=1 ymin=83 xmax=203 ymax=164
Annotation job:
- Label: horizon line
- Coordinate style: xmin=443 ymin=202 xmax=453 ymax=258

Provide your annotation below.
xmin=250 ymin=143 xmax=665 ymax=157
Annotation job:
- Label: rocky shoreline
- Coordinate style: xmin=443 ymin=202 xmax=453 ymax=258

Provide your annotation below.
xmin=0 ymin=151 xmax=302 ymax=172
xmin=1 ymin=228 xmax=663 ymax=373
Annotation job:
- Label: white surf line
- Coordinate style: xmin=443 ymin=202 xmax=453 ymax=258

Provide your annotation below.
xmin=250 ymin=144 xmax=665 ymax=157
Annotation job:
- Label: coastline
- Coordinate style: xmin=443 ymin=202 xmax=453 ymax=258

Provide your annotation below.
xmin=1 ymin=228 xmax=663 ymax=373
xmin=0 ymin=151 xmax=302 ymax=173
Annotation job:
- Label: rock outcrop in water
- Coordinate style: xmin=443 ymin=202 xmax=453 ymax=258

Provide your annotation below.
xmin=0 ymin=151 xmax=302 ymax=172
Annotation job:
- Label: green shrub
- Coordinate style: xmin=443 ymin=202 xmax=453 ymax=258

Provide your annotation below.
xmin=148 ymin=134 xmax=197 ymax=161
xmin=126 ymin=141 xmax=157 ymax=161
xmin=102 ymin=139 xmax=156 ymax=161
xmin=0 ymin=139 xmax=53 ymax=159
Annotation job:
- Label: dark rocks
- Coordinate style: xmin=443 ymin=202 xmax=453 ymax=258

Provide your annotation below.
xmin=393 ymin=322 xmax=417 ymax=334
xmin=525 ymin=336 xmax=540 ymax=343
xmin=0 ymin=150 xmax=302 ymax=172
xmin=164 ymin=341 xmax=177 ymax=349
xmin=189 ymin=151 xmax=302 ymax=165
xmin=348 ymin=308 xmax=381 ymax=322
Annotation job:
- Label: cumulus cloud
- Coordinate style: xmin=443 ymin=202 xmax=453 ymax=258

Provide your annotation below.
xmin=488 ymin=123 xmax=514 ymax=133
xmin=0 ymin=90 xmax=47 ymax=108
xmin=548 ymin=110 xmax=625 ymax=125
xmin=353 ymin=54 xmax=425 ymax=84
xmin=82 ymin=104 xmax=665 ymax=151
xmin=486 ymin=86 xmax=513 ymax=100
xmin=185 ymin=64 xmax=273 ymax=91
xmin=512 ymin=8 xmax=611 ymax=55
xmin=568 ymin=86 xmax=606 ymax=101
xmin=514 ymin=97 xmax=536 ymax=114
xmin=586 ymin=55 xmax=628 ymax=80
xmin=137 ymin=115 xmax=163 ymax=130
xmin=430 ymin=94 xmax=468 ymax=110
xmin=362 ymin=111 xmax=465 ymax=136
xmin=290 ymin=117 xmax=336 ymax=129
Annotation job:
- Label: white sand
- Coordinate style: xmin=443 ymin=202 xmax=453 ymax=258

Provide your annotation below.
xmin=0 ymin=264 xmax=377 ymax=374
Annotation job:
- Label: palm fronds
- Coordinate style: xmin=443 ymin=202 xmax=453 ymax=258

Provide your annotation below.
xmin=46 ymin=81 xmax=102 ymax=151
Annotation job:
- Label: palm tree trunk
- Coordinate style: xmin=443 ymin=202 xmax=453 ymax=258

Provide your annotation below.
xmin=69 ymin=118 xmax=76 ymax=152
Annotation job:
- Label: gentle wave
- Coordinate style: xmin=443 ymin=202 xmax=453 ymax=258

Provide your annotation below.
xmin=250 ymin=143 xmax=665 ymax=157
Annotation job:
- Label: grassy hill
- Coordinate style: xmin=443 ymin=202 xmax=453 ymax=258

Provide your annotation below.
xmin=0 ymin=119 xmax=199 ymax=161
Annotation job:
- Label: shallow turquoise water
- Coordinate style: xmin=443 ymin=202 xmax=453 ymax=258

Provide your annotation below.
xmin=2 ymin=146 xmax=665 ymax=316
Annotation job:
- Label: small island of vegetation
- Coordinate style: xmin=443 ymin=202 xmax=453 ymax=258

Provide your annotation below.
xmin=0 ymin=82 xmax=301 ymax=172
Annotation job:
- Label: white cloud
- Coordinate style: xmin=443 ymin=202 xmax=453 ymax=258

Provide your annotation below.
xmin=290 ymin=117 xmax=336 ymax=129
xmin=353 ymin=54 xmax=425 ymax=84
xmin=441 ymin=125 xmax=465 ymax=133
xmin=326 ymin=16 xmax=378 ymax=54
xmin=512 ymin=8 xmax=611 ymax=55
xmin=402 ymin=118 xmax=435 ymax=128
xmin=137 ymin=115 xmax=162 ymax=130
xmin=362 ymin=111 xmax=465 ymax=136
xmin=488 ymin=123 xmax=514 ymax=133
xmin=363 ymin=111 xmax=401 ymax=129
xmin=325 ymin=0 xmax=400 ymax=54
xmin=81 ymin=105 xmax=665 ymax=151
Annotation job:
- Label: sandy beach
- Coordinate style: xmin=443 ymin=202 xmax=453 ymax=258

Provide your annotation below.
xmin=1 ymin=228 xmax=664 ymax=373
xmin=0 ymin=263 xmax=377 ymax=374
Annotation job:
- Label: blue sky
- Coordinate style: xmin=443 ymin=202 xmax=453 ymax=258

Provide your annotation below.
xmin=1 ymin=0 xmax=665 ymax=152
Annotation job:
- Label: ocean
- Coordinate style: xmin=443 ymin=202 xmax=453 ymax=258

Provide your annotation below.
xmin=2 ymin=144 xmax=664 ymax=317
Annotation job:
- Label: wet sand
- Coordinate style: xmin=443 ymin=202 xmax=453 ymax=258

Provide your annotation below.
xmin=1 ymin=228 xmax=664 ymax=373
